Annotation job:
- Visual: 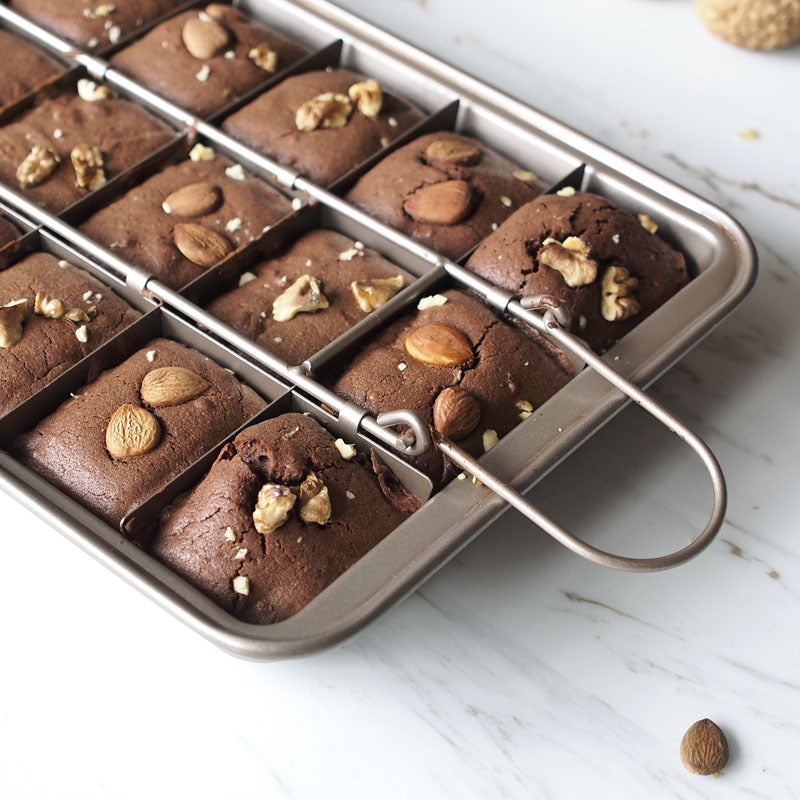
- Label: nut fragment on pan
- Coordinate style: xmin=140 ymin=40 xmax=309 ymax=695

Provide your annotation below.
xmin=181 ymin=14 xmax=230 ymax=60
xmin=272 ymin=274 xmax=329 ymax=321
xmin=70 ymin=145 xmax=106 ymax=190
xmin=253 ymin=483 xmax=296 ymax=534
xmin=424 ymin=139 xmax=482 ymax=166
xmin=173 ymin=223 xmax=233 ymax=267
xmin=403 ymin=180 xmax=473 ymax=226
xmin=351 ymin=275 xmax=405 ymax=312
xmin=140 ymin=367 xmax=210 ymax=407
xmin=405 ymin=322 xmax=473 ymax=366
xmin=433 ymin=386 xmax=481 ymax=440
xmin=601 ymin=265 xmax=641 ymax=321
xmin=105 ymin=404 xmax=162 ymax=459
xmin=298 ymin=472 xmax=332 ymax=525
xmin=295 ymin=93 xmax=353 ymax=131
xmin=249 ymin=44 xmax=278 ymax=73
xmin=76 ymin=78 xmax=117 ymax=102
xmin=0 ymin=299 xmax=27 ymax=349
xmin=348 ymin=79 xmax=383 ymax=118
xmin=162 ymin=182 xmax=222 ymax=217
xmin=680 ymin=718 xmax=729 ymax=776
xmin=538 ymin=236 xmax=597 ymax=287
xmin=16 ymin=146 xmax=60 ymax=189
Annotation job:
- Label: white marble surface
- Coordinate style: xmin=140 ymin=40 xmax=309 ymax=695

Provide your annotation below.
xmin=1 ymin=1 xmax=799 ymax=797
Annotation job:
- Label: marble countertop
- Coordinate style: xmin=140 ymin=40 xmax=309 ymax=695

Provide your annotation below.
xmin=1 ymin=1 xmax=798 ymax=797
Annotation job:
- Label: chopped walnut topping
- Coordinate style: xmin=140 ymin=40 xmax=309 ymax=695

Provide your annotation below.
xmin=232 ymin=576 xmax=250 ymax=595
xmin=0 ymin=300 xmax=27 ymax=349
xmin=515 ymin=399 xmax=533 ymax=420
xmin=351 ymin=275 xmax=405 ymax=312
xmin=348 ymin=79 xmax=383 ymax=118
xmin=298 ymin=472 xmax=331 ymax=526
xmin=556 ymin=186 xmax=576 ymax=197
xmin=238 ymin=271 xmax=256 ymax=287
xmin=513 ymin=169 xmax=538 ymax=183
xmin=248 ymin=44 xmax=278 ymax=72
xmin=224 ymin=163 xmax=245 ymax=181
xmin=601 ymin=266 xmax=641 ymax=322
xmin=235 ymin=548 xmax=248 ymax=560
xmin=295 ymin=92 xmax=352 ymax=131
xmin=16 ymin=146 xmax=60 ymax=189
xmin=416 ymin=294 xmax=448 ymax=311
xmin=146 ymin=350 xmax=157 ymax=362
xmin=77 ymin=78 xmax=116 ymax=102
xmin=253 ymin=483 xmax=296 ymax=534
xmin=482 ymin=429 xmax=499 ymax=452
xmin=500 ymin=195 xmax=512 ymax=207
xmin=334 ymin=438 xmax=357 ymax=460
xmin=195 ymin=64 xmax=211 ymax=82
xmin=272 ymin=275 xmax=329 ymax=322
xmin=638 ymin=213 xmax=659 ymax=234
xmin=75 ymin=325 xmax=89 ymax=343
xmin=70 ymin=144 xmax=106 ymax=190
xmin=189 ymin=143 xmax=215 ymax=162
xmin=538 ymin=236 xmax=597 ymax=287
xmin=224 ymin=526 xmax=237 ymax=542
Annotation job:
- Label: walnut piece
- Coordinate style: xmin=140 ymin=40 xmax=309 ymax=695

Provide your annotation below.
xmin=348 ymin=79 xmax=383 ymax=118
xmin=248 ymin=43 xmax=278 ymax=72
xmin=601 ymin=266 xmax=641 ymax=322
xmin=253 ymin=483 xmax=296 ymax=534
xmin=70 ymin=144 xmax=106 ymax=190
xmin=33 ymin=292 xmax=66 ymax=319
xmin=0 ymin=299 xmax=27 ymax=349
xmin=638 ymin=213 xmax=659 ymax=234
xmin=538 ymin=236 xmax=597 ymax=287
xmin=76 ymin=78 xmax=116 ymax=102
xmin=272 ymin=274 xmax=329 ymax=321
xmin=295 ymin=92 xmax=353 ymax=131
xmin=16 ymin=146 xmax=60 ymax=189
xmin=351 ymin=275 xmax=405 ymax=312
xmin=298 ymin=472 xmax=331 ymax=526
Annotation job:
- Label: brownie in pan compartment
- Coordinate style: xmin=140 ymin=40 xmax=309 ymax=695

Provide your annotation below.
xmin=79 ymin=150 xmax=292 ymax=289
xmin=465 ymin=190 xmax=689 ymax=352
xmin=14 ymin=338 xmax=266 ymax=526
xmin=153 ymin=412 xmax=418 ymax=624
xmin=0 ymin=215 xmax=21 ymax=248
xmin=0 ymin=29 xmax=63 ymax=110
xmin=0 ymin=252 xmax=139 ymax=416
xmin=222 ymin=67 xmax=424 ymax=186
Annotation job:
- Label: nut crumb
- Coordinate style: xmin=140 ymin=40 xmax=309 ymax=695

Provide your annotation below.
xmin=291 ymin=197 xmax=303 ymax=211
xmin=638 ymin=213 xmax=658 ymax=234
xmin=515 ymin=399 xmax=533 ymax=420
xmin=388 ymin=117 xmax=398 ymax=128
xmin=513 ymin=169 xmax=538 ymax=183
xmin=238 ymin=271 xmax=256 ymax=287
xmin=335 ymin=438 xmax=357 ymax=460
xmin=235 ymin=548 xmax=247 ymax=560
xmin=482 ymin=429 xmax=499 ymax=452
xmin=224 ymin=526 xmax=237 ymax=542
xmin=53 ymin=128 xmax=64 ymax=139
xmin=345 ymin=490 xmax=356 ymax=500
xmin=108 ymin=25 xmax=121 ymax=43
xmin=75 ymin=325 xmax=89 ymax=343
xmin=417 ymin=294 xmax=448 ymax=311
xmin=612 ymin=233 xmax=620 ymax=244
xmin=189 ymin=143 xmax=215 ymax=162
xmin=491 ymin=222 xmax=498 ymax=231
xmin=500 ymin=195 xmax=512 ymax=207
xmin=737 ymin=128 xmax=759 ymax=140
xmin=397 ymin=361 xmax=407 ymax=371
xmin=556 ymin=186 xmax=576 ymax=197
xmin=272 ymin=274 xmax=329 ymax=321
xmin=82 ymin=290 xmax=94 ymax=302
xmin=225 ymin=217 xmax=243 ymax=233
xmin=456 ymin=472 xmax=467 ymax=481
xmin=146 ymin=350 xmax=157 ymax=362
xmin=249 ymin=44 xmax=278 ymax=72
xmin=195 ymin=64 xmax=211 ymax=82
xmin=77 ymin=78 xmax=116 ymax=102
xmin=232 ymin=576 xmax=250 ymax=595
xmin=224 ymin=50 xmax=236 ymax=59
xmin=58 ymin=260 xmax=70 ymax=269
xmin=225 ymin=163 xmax=246 ymax=181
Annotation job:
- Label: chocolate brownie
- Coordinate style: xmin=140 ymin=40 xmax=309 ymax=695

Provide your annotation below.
xmin=14 ymin=338 xmax=266 ymax=525
xmin=0 ymin=30 xmax=63 ymax=110
xmin=345 ymin=132 xmax=546 ymax=261
xmin=0 ymin=215 xmax=21 ymax=248
xmin=205 ymin=229 xmax=413 ymax=365
xmin=111 ymin=6 xmax=309 ymax=118
xmin=79 ymin=151 xmax=292 ymax=289
xmin=10 ymin=0 xmax=186 ymax=50
xmin=331 ymin=289 xmax=574 ymax=484
xmin=0 ymin=252 xmax=139 ymax=416
xmin=152 ymin=412 xmax=417 ymax=624
xmin=222 ymin=68 xmax=424 ymax=186
xmin=465 ymin=191 xmax=690 ymax=352
xmin=0 ymin=89 xmax=175 ymax=213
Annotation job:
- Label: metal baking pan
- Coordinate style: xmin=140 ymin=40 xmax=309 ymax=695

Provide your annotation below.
xmin=0 ymin=0 xmax=757 ymax=658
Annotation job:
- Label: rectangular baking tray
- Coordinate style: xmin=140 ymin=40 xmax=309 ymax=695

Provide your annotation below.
xmin=0 ymin=0 xmax=757 ymax=658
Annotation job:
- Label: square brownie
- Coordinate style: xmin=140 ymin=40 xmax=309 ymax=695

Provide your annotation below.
xmin=205 ymin=229 xmax=414 ymax=365
xmin=111 ymin=5 xmax=309 ymax=118
xmin=222 ymin=68 xmax=424 ymax=186
xmin=14 ymin=338 xmax=266 ymax=525
xmin=9 ymin=0 xmax=186 ymax=51
xmin=0 ymin=215 xmax=21 ymax=248
xmin=0 ymin=252 xmax=139 ymax=416
xmin=0 ymin=88 xmax=175 ymax=213
xmin=0 ymin=29 xmax=63 ymax=110
xmin=152 ymin=413 xmax=418 ymax=623
xmin=465 ymin=191 xmax=689 ymax=352
xmin=79 ymin=150 xmax=292 ymax=289
xmin=331 ymin=288 xmax=574 ymax=485
xmin=345 ymin=131 xmax=547 ymax=261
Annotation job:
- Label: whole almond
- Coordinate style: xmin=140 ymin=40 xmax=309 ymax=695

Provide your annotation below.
xmin=162 ymin=182 xmax=221 ymax=217
xmin=141 ymin=366 xmax=210 ymax=407
xmin=405 ymin=322 xmax=473 ymax=366
xmin=181 ymin=16 xmax=230 ymax=60
xmin=173 ymin=223 xmax=233 ymax=267
xmin=106 ymin=404 xmax=161 ymax=459
xmin=680 ymin=718 xmax=729 ymax=776
xmin=403 ymin=180 xmax=473 ymax=226
xmin=425 ymin=139 xmax=482 ymax=166
xmin=433 ymin=386 xmax=481 ymax=440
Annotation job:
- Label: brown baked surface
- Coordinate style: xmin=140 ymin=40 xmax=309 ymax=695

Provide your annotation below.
xmin=14 ymin=338 xmax=266 ymax=525
xmin=79 ymin=153 xmax=292 ymax=290
xmin=0 ymin=91 xmax=175 ymax=213
xmin=345 ymin=131 xmax=545 ymax=261
xmin=222 ymin=68 xmax=424 ymax=186
xmin=465 ymin=191 xmax=690 ymax=352
xmin=331 ymin=288 xmax=574 ymax=484
xmin=111 ymin=6 xmax=309 ymax=118
xmin=9 ymin=0 xmax=186 ymax=50
xmin=152 ymin=412 xmax=417 ymax=624
xmin=0 ymin=30 xmax=63 ymax=109
xmin=205 ymin=228 xmax=413 ymax=365
xmin=0 ymin=252 xmax=139 ymax=416
xmin=0 ymin=215 xmax=21 ymax=248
